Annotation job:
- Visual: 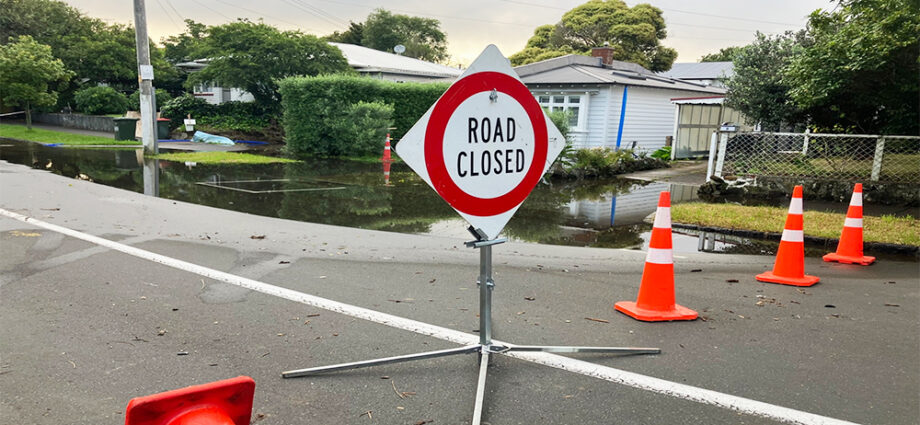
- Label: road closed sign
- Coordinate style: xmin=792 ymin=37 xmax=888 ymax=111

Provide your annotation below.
xmin=395 ymin=45 xmax=566 ymax=240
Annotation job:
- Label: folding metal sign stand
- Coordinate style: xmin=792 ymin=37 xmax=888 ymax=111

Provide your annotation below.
xmin=282 ymin=227 xmax=660 ymax=424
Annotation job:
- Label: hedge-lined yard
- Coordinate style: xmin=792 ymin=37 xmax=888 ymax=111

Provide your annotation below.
xmin=279 ymin=75 xmax=448 ymax=157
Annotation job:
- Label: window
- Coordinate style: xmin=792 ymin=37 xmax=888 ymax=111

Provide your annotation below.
xmin=534 ymin=93 xmax=586 ymax=129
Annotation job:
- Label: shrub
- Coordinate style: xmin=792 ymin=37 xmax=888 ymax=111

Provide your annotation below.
xmin=160 ymin=94 xmax=215 ymax=127
xmin=129 ymin=89 xmax=173 ymax=111
xmin=159 ymin=95 xmax=272 ymax=132
xmin=279 ymin=74 xmax=448 ymax=157
xmin=73 ymin=86 xmax=129 ymax=115
xmin=650 ymin=146 xmax=672 ymax=161
xmin=325 ymin=101 xmax=394 ymax=156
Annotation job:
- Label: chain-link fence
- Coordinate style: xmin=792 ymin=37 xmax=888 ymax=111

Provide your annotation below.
xmin=714 ymin=132 xmax=920 ymax=184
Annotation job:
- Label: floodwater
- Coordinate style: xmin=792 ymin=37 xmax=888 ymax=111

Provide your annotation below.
xmin=1 ymin=141 xmax=912 ymax=261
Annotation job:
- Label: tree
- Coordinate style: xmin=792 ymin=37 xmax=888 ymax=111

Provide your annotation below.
xmin=188 ymin=20 xmax=351 ymax=108
xmin=725 ymin=31 xmax=807 ymax=131
xmin=510 ymin=0 xmax=677 ymax=71
xmin=324 ymin=21 xmax=364 ymax=45
xmin=360 ymin=9 xmax=448 ymax=63
xmin=700 ymin=46 xmax=742 ymax=62
xmin=0 ymin=35 xmax=72 ymax=129
xmin=1 ymin=0 xmax=181 ymax=101
xmin=162 ymin=19 xmax=208 ymax=64
xmin=785 ymin=0 xmax=919 ymax=134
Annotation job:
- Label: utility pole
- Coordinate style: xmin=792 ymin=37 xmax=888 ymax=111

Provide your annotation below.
xmin=133 ymin=0 xmax=158 ymax=155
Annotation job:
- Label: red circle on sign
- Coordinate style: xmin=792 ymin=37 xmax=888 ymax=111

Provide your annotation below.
xmin=424 ymin=71 xmax=548 ymax=217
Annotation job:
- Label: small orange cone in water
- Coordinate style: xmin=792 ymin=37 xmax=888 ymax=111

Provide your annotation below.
xmin=823 ymin=183 xmax=875 ymax=265
xmin=125 ymin=376 xmax=255 ymax=425
xmin=615 ymin=191 xmax=697 ymax=322
xmin=756 ymin=185 xmax=820 ymax=286
xmin=381 ymin=134 xmax=392 ymax=162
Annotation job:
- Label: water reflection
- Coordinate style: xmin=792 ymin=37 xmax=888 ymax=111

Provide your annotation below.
xmin=3 ymin=141 xmax=911 ymax=261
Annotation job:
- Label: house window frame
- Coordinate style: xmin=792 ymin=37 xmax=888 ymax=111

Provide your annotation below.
xmin=533 ymin=91 xmax=590 ymax=131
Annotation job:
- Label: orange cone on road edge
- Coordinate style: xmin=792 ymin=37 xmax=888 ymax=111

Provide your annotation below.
xmin=756 ymin=185 xmax=820 ymax=286
xmin=615 ymin=191 xmax=698 ymax=322
xmin=823 ymin=183 xmax=875 ymax=265
xmin=125 ymin=376 xmax=255 ymax=425
xmin=381 ymin=134 xmax=392 ymax=162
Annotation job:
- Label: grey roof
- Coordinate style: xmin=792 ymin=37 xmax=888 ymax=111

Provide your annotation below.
xmin=514 ymin=55 xmax=725 ymax=94
xmin=329 ymin=42 xmax=461 ymax=79
xmin=177 ymin=43 xmax=462 ymax=80
xmin=657 ymin=62 xmax=734 ymax=80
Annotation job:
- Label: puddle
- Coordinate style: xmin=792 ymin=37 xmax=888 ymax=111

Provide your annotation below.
xmin=2 ymin=141 xmax=914 ymax=261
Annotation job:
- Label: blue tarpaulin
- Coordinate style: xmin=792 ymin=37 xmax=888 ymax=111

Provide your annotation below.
xmin=191 ymin=131 xmax=235 ymax=146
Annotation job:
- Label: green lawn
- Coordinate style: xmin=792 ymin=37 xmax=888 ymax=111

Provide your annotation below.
xmin=152 ymin=151 xmax=298 ymax=164
xmin=672 ymin=202 xmax=919 ymax=246
xmin=0 ymin=123 xmax=139 ymax=145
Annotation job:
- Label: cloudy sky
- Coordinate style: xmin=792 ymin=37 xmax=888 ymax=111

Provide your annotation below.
xmin=63 ymin=0 xmax=836 ymax=66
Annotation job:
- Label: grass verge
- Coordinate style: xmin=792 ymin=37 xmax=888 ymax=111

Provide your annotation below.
xmin=0 ymin=124 xmax=140 ymax=145
xmin=152 ymin=151 xmax=299 ymax=164
xmin=671 ymin=202 xmax=919 ymax=246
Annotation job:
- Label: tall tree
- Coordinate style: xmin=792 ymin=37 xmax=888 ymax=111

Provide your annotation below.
xmin=162 ymin=19 xmax=208 ymax=64
xmin=700 ymin=46 xmax=742 ymax=62
xmin=0 ymin=36 xmax=72 ymax=129
xmin=509 ymin=0 xmax=677 ymax=71
xmin=188 ymin=20 xmax=351 ymax=107
xmin=725 ymin=31 xmax=807 ymax=131
xmin=785 ymin=0 xmax=919 ymax=134
xmin=324 ymin=21 xmax=364 ymax=45
xmin=360 ymin=9 xmax=448 ymax=63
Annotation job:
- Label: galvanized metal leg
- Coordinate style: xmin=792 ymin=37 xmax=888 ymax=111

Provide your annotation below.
xmin=500 ymin=345 xmax=660 ymax=355
xmin=471 ymin=349 xmax=490 ymax=425
xmin=281 ymin=345 xmax=480 ymax=378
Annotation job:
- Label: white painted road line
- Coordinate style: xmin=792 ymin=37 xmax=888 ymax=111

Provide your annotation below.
xmin=1 ymin=208 xmax=860 ymax=425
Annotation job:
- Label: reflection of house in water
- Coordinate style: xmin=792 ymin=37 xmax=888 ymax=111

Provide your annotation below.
xmin=566 ymin=182 xmax=698 ymax=228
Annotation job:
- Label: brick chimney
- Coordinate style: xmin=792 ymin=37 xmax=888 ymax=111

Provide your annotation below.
xmin=591 ymin=46 xmax=615 ymax=65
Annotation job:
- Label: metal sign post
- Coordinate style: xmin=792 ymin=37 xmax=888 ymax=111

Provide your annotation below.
xmin=282 ymin=45 xmax=660 ymax=424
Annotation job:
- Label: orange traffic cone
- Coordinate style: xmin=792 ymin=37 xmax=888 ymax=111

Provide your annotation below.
xmin=381 ymin=134 xmax=392 ymax=162
xmin=756 ymin=185 xmax=820 ymax=286
xmin=615 ymin=191 xmax=698 ymax=322
xmin=125 ymin=376 xmax=255 ymax=425
xmin=823 ymin=183 xmax=875 ymax=265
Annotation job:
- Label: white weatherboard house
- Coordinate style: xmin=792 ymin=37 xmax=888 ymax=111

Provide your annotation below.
xmin=177 ymin=42 xmax=462 ymax=104
xmin=514 ymin=49 xmax=725 ymax=151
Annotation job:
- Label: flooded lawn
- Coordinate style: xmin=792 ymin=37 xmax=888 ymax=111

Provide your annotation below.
xmin=1 ymin=141 xmax=911 ymax=260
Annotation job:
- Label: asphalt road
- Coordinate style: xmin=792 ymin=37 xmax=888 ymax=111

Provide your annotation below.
xmin=1 ymin=160 xmax=917 ymax=425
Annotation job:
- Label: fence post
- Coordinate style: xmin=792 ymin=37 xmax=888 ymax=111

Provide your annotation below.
xmin=714 ymin=132 xmax=729 ymax=178
xmin=871 ymin=136 xmax=885 ymax=181
xmin=802 ymin=128 xmax=810 ymax=156
xmin=706 ymin=132 xmax=718 ymax=182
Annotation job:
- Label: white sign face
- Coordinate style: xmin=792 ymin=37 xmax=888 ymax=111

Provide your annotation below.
xmin=395 ymin=45 xmax=566 ymax=240
xmin=139 ymin=65 xmax=155 ymax=81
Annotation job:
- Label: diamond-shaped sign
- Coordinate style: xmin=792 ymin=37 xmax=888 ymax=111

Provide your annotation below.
xmin=395 ymin=45 xmax=566 ymax=240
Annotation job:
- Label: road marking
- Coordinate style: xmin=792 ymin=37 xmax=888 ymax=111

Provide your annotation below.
xmin=0 ymin=208 xmax=859 ymax=425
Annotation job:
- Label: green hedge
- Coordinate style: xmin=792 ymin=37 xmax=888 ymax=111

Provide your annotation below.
xmin=279 ymin=74 xmax=449 ymax=157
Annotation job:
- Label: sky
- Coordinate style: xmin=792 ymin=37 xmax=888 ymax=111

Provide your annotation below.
xmin=63 ymin=0 xmax=837 ymax=66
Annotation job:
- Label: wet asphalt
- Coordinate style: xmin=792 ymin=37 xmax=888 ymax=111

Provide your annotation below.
xmin=0 ymin=160 xmax=917 ymax=425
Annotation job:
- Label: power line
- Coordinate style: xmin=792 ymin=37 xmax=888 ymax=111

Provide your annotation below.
xmin=188 ymin=0 xmax=233 ymax=21
xmin=153 ymin=0 xmax=183 ymax=31
xmin=282 ymin=0 xmax=349 ymax=28
xmin=212 ymin=0 xmax=303 ymax=27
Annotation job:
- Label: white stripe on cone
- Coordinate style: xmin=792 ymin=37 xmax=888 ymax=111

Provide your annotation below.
xmin=646 ymin=247 xmax=673 ymax=264
xmin=850 ymin=194 xmax=862 ymax=207
xmin=788 ymin=198 xmax=803 ymax=215
xmin=844 ymin=217 xmax=863 ymax=228
xmin=653 ymin=207 xmax=671 ymax=229
xmin=781 ymin=229 xmax=804 ymax=242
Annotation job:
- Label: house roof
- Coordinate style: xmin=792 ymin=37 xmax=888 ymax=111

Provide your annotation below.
xmin=514 ymin=55 xmax=725 ymax=94
xmin=176 ymin=43 xmax=463 ymax=80
xmin=329 ymin=42 xmax=462 ymax=79
xmin=657 ymin=62 xmax=734 ymax=80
